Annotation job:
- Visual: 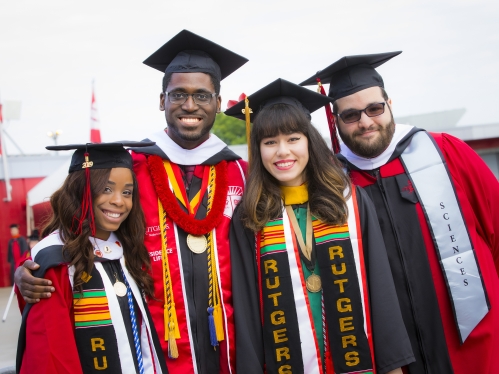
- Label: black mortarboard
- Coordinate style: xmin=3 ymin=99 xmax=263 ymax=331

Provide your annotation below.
xmin=299 ymin=51 xmax=402 ymax=101
xmin=224 ymin=78 xmax=334 ymax=122
xmin=28 ymin=229 xmax=40 ymax=241
xmin=46 ymin=141 xmax=155 ymax=173
xmin=143 ymin=29 xmax=248 ymax=82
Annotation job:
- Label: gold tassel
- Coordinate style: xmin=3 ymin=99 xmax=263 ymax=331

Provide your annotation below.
xmin=159 ymin=197 xmax=180 ymax=346
xmin=242 ymin=97 xmax=253 ymax=163
xmin=213 ymin=303 xmax=225 ymax=341
xmin=168 ymin=322 xmax=179 ymax=359
xmin=208 ymin=228 xmax=225 ymax=342
xmin=317 ymin=80 xmax=322 ymax=93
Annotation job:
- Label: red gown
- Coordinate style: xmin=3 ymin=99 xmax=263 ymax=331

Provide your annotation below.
xmin=21 ymin=266 xmax=79 ymax=374
xmin=131 ymin=132 xmax=247 ymax=374
xmin=341 ymin=128 xmax=499 ymax=374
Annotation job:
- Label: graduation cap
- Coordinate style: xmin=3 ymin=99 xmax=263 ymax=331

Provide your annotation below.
xmin=224 ymin=79 xmax=334 ymax=160
xmin=46 ymin=141 xmax=155 ymax=236
xmin=299 ymin=51 xmax=401 ymax=101
xmin=143 ymin=29 xmax=248 ymax=82
xmin=28 ymin=229 xmax=40 ymax=242
xmin=224 ymin=78 xmax=334 ymax=122
xmin=47 ymin=141 xmax=155 ymax=173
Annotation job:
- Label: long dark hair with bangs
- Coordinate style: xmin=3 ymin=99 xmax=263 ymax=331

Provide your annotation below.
xmin=42 ymin=168 xmax=154 ymax=297
xmin=240 ymin=103 xmax=351 ymax=232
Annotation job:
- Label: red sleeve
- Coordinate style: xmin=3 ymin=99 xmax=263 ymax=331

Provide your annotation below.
xmin=238 ymin=159 xmax=248 ymax=176
xmin=20 ymin=266 xmax=83 ymax=374
xmin=433 ymin=133 xmax=499 ymax=273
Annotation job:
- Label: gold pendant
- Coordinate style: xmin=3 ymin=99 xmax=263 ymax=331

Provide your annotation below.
xmin=187 ymin=234 xmax=207 ymax=254
xmin=306 ymin=273 xmax=322 ymax=293
xmin=114 ymin=281 xmax=127 ymax=297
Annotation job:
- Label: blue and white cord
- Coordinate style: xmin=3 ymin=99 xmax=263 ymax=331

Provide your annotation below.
xmin=121 ymin=268 xmax=144 ymax=374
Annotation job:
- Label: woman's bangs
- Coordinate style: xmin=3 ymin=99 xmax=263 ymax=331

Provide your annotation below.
xmin=253 ymin=104 xmax=305 ymax=141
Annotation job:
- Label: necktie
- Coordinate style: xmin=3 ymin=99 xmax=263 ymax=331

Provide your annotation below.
xmin=183 ymin=165 xmax=196 ymax=187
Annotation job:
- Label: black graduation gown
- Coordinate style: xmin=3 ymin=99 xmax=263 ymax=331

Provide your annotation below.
xmin=230 ymin=186 xmax=415 ymax=374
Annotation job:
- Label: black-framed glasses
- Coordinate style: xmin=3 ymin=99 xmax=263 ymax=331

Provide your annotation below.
xmin=336 ymin=102 xmax=386 ymax=124
xmin=164 ymin=91 xmax=218 ymax=105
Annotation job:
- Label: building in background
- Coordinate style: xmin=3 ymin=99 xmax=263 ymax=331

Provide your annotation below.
xmin=0 ymin=154 xmax=69 ymax=286
xmin=395 ymin=109 xmax=499 ymax=177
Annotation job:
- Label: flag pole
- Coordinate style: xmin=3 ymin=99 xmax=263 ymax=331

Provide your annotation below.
xmin=90 ymin=80 xmax=102 ymax=143
xmin=2 ymin=286 xmax=15 ymax=322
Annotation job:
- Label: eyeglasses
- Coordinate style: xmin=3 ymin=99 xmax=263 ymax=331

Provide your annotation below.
xmin=336 ymin=102 xmax=386 ymax=124
xmin=164 ymin=91 xmax=218 ymax=105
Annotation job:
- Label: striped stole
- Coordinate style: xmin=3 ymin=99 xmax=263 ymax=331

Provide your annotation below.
xmin=73 ymin=260 xmax=164 ymax=373
xmin=257 ymin=190 xmax=375 ymax=374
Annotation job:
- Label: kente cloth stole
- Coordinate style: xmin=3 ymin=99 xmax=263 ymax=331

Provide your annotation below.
xmin=400 ymin=131 xmax=489 ymax=343
xmin=256 ymin=188 xmax=375 ymax=374
xmin=73 ymin=263 xmax=123 ymax=373
xmin=149 ymin=157 xmax=228 ymax=359
xmin=73 ymin=260 xmax=161 ymax=373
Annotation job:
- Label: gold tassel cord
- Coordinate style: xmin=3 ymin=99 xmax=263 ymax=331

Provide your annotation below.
xmin=210 ymin=233 xmax=224 ymax=341
xmin=317 ymin=80 xmax=322 ymax=93
xmin=206 ymin=165 xmax=225 ymax=346
xmin=242 ymin=97 xmax=253 ymax=164
xmin=159 ymin=181 xmax=180 ymax=358
xmin=157 ymin=160 xmax=224 ymax=356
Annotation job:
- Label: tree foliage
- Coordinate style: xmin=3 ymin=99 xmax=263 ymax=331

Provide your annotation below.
xmin=211 ymin=113 xmax=247 ymax=145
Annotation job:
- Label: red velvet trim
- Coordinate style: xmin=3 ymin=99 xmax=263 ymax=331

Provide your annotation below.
xmin=350 ymin=170 xmax=376 ymax=187
xmin=380 ymin=158 xmax=405 ymax=178
xmin=147 ymin=155 xmax=229 ymax=235
xmin=325 ymin=339 xmax=335 ymax=374
xmin=351 ymin=187 xmax=376 ymax=374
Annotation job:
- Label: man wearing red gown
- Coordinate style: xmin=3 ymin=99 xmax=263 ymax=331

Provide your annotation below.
xmin=301 ymin=52 xmax=499 ymax=373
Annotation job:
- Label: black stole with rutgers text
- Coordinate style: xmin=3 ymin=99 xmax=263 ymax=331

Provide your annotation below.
xmin=258 ymin=203 xmax=374 ymax=374
xmin=17 ymin=248 xmax=125 ymax=374
xmin=73 ymin=263 xmax=124 ymax=373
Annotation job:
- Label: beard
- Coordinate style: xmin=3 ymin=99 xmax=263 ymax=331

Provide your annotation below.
xmin=165 ymin=113 xmax=215 ymax=147
xmin=338 ymin=112 xmax=395 ymax=159
xmin=168 ymin=122 xmax=213 ymax=142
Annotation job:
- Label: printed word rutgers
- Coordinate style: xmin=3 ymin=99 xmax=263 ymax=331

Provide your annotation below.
xmin=91 ymin=337 xmax=108 ymax=370
xmin=263 ymin=259 xmax=292 ymax=374
xmin=263 ymin=243 xmax=363 ymax=372
xmin=328 ymin=245 xmax=362 ymax=368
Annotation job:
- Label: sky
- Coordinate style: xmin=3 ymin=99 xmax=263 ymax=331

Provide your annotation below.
xmin=0 ymin=0 xmax=498 ymax=155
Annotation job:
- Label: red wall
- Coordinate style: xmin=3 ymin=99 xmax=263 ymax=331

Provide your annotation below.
xmin=0 ymin=177 xmax=44 ymax=287
xmin=465 ymin=137 xmax=499 ymax=151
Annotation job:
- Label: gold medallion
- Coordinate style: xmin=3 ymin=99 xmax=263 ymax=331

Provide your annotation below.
xmin=114 ymin=281 xmax=127 ymax=297
xmin=306 ymin=274 xmax=322 ymax=293
xmin=187 ymin=234 xmax=207 ymax=254
xmin=103 ymin=246 xmax=112 ymax=254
